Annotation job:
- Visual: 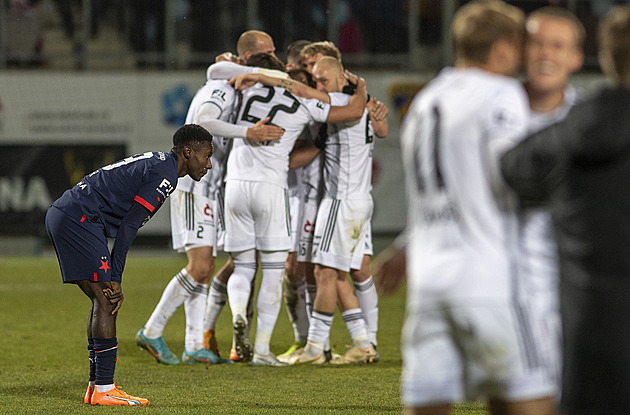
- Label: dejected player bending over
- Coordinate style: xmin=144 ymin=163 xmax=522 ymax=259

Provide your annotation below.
xmin=45 ymin=124 xmax=213 ymax=406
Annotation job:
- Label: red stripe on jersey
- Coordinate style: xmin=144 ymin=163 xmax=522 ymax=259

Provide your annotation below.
xmin=94 ymin=272 xmax=97 ymax=281
xmin=134 ymin=195 xmax=155 ymax=212
xmin=80 ymin=215 xmax=86 ymax=222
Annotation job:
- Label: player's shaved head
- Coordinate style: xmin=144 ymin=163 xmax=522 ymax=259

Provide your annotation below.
xmin=313 ymin=56 xmax=343 ymax=76
xmin=237 ymin=30 xmax=276 ymax=60
xmin=312 ymin=56 xmax=346 ymax=93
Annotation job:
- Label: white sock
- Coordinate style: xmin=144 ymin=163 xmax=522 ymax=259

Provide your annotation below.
xmin=354 ymin=276 xmax=379 ymax=345
xmin=95 ymin=384 xmax=115 ymax=393
xmin=307 ymin=310 xmax=333 ymax=355
xmin=184 ymin=281 xmax=208 ymax=352
xmin=143 ymin=269 xmax=194 ymax=339
xmin=284 ymin=278 xmax=309 ymax=343
xmin=204 ymin=278 xmax=227 ymax=332
xmin=254 ymin=250 xmax=288 ymax=356
xmin=227 ymin=250 xmax=257 ymax=346
xmin=342 ymin=308 xmax=370 ymax=349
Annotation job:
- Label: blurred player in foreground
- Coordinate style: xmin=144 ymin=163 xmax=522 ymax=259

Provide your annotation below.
xmin=46 ymin=125 xmax=213 ymax=405
xmin=517 ymin=5 xmax=585 ymax=399
xmin=397 ymin=1 xmax=556 ymax=413
xmin=502 ymin=6 xmax=630 ymax=414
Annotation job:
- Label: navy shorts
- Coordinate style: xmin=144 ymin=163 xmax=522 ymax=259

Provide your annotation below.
xmin=46 ymin=206 xmax=113 ymax=283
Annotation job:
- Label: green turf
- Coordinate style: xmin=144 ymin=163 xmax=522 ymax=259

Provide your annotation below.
xmin=0 ymin=254 xmax=488 ymax=414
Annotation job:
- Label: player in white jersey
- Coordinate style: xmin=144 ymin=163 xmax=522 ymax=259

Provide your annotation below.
xmin=136 ymin=36 xmax=284 ymax=366
xmin=398 ymin=1 xmax=556 ymax=413
xmin=517 ymin=6 xmax=585 ymax=399
xmin=222 ymin=59 xmax=368 ymax=366
xmin=281 ymin=53 xmax=316 ymax=358
xmin=271 ymin=57 xmax=387 ymax=365
xmin=276 ymin=44 xmax=389 ymax=362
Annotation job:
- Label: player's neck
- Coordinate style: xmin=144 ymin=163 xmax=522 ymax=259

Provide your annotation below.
xmin=526 ymin=84 xmax=565 ymax=113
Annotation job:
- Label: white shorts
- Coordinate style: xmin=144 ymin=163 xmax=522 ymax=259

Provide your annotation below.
xmin=401 ymin=298 xmax=557 ymax=407
xmin=289 ymin=195 xmax=301 ymax=253
xmin=170 ymin=189 xmax=216 ymax=252
xmin=297 ymin=199 xmax=319 ymax=262
xmin=223 ymin=180 xmax=291 ymax=252
xmin=350 ymin=219 xmax=373 ymax=270
xmin=311 ymin=198 xmax=373 ymax=272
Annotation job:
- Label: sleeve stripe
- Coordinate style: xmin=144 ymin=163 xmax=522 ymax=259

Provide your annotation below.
xmin=134 ymin=195 xmax=155 ymax=212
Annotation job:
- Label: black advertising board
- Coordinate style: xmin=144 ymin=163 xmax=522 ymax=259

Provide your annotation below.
xmin=0 ymin=144 xmax=126 ymax=234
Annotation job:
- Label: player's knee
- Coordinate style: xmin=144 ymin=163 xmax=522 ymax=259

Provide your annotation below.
xmin=350 ymin=268 xmax=369 ymax=282
xmin=186 ymin=263 xmax=215 ymax=284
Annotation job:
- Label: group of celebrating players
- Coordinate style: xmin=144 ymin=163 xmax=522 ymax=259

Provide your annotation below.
xmin=46 ymin=0 xmax=630 ymax=411
xmin=135 ymin=31 xmax=389 ymax=370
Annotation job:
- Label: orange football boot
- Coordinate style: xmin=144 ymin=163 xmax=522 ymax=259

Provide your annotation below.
xmin=91 ymin=385 xmax=149 ymax=406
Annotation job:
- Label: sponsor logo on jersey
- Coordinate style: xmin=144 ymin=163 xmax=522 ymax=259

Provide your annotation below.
xmin=211 ymin=89 xmax=227 ymax=102
xmin=157 ymin=179 xmax=174 ymax=198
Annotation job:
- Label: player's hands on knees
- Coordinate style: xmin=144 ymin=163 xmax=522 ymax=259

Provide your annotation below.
xmin=372 ymin=246 xmax=407 ymax=295
xmin=103 ymin=281 xmax=124 ymax=314
xmin=247 ymin=117 xmax=285 ymax=141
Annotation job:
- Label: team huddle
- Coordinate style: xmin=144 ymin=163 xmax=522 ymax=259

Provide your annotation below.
xmin=47 ymin=29 xmax=388 ymax=406
xmin=136 ymin=33 xmax=388 ymax=370
xmin=45 ymin=0 xmax=630 ymax=411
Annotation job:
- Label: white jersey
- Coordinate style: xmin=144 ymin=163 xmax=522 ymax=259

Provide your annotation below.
xmin=178 ymin=79 xmax=236 ymax=197
xmin=226 ymin=84 xmax=330 ymax=188
xmin=322 ymin=93 xmax=374 ymax=200
xmin=401 ymin=67 xmax=529 ymax=302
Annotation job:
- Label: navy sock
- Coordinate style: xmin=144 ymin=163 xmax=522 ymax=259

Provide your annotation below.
xmin=88 ymin=338 xmax=95 ymax=383
xmin=93 ymin=337 xmax=118 ymax=386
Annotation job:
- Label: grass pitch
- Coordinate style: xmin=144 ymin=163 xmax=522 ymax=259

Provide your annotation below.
xmin=0 ymin=253 xmax=488 ymax=414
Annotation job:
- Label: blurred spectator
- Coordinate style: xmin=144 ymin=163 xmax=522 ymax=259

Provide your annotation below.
xmin=7 ymin=0 xmax=44 ymax=67
xmin=336 ymin=0 xmax=363 ymax=53
xmin=128 ymin=0 xmax=165 ymax=67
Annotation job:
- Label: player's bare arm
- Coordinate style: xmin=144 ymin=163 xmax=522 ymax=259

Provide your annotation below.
xmin=326 ymin=76 xmax=367 ymax=123
xmin=229 ymin=73 xmax=330 ymax=103
xmin=372 ymin=246 xmax=406 ymax=295
xmin=367 ymin=98 xmax=389 ymax=138
xmin=289 ymin=139 xmax=321 ymax=169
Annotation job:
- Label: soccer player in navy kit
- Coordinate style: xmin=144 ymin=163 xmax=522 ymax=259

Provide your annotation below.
xmin=45 ymin=124 xmax=213 ymax=406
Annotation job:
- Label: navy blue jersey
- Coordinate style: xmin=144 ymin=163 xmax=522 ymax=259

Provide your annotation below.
xmin=52 ymin=151 xmax=178 ymax=238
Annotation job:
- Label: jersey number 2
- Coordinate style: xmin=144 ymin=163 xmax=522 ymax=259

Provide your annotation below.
xmin=241 ymin=87 xmax=300 ymax=126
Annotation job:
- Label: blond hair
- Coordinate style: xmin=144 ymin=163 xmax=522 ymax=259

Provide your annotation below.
xmin=598 ymin=6 xmax=630 ymax=86
xmin=299 ymin=41 xmax=342 ymax=64
xmin=452 ymin=0 xmax=525 ymax=64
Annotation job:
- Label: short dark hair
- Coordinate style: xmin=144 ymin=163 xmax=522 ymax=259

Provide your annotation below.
xmin=288 ymin=68 xmax=315 ymax=88
xmin=287 ymin=40 xmax=312 ymax=65
xmin=172 ymin=124 xmax=213 ymax=152
xmin=245 ymin=53 xmax=286 ymax=71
